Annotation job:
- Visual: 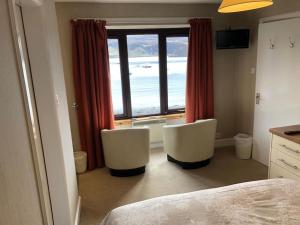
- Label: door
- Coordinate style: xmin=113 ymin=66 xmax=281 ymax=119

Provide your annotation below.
xmin=253 ymin=17 xmax=300 ymax=165
xmin=0 ymin=1 xmax=53 ymax=225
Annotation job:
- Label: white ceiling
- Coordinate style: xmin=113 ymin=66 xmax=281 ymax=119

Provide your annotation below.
xmin=55 ymin=0 xmax=220 ymax=3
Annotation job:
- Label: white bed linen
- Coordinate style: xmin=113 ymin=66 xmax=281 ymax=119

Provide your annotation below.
xmin=101 ymin=179 xmax=300 ymax=225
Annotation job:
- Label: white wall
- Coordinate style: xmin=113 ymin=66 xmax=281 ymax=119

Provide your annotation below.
xmin=21 ymin=0 xmax=79 ymax=224
xmin=0 ymin=1 xmax=44 ymax=224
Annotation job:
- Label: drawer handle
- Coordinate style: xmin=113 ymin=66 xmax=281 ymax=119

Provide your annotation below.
xmin=279 ymin=158 xmax=299 ymax=170
xmin=277 ymin=176 xmax=284 ymax=178
xmin=279 ymin=144 xmax=300 ymax=154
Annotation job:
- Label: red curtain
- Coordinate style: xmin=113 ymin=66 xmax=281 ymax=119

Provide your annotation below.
xmin=72 ymin=20 xmax=115 ymax=170
xmin=186 ymin=18 xmax=214 ymax=123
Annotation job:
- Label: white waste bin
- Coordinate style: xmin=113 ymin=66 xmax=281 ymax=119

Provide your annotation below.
xmin=74 ymin=151 xmax=87 ymax=174
xmin=234 ymin=133 xmax=252 ymax=160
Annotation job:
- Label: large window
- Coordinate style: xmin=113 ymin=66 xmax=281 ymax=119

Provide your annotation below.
xmin=108 ymin=28 xmax=189 ymax=119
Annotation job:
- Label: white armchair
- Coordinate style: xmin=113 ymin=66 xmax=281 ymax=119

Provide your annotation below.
xmin=101 ymin=127 xmax=150 ymax=177
xmin=163 ymin=119 xmax=217 ymax=169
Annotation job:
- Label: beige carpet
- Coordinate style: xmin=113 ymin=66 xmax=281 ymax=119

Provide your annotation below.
xmin=78 ymin=147 xmax=267 ymax=225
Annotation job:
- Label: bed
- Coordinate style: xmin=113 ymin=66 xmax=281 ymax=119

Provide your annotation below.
xmin=100 ymin=179 xmax=300 ymax=225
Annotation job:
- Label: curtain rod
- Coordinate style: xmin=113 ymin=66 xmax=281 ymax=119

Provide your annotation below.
xmin=71 ymin=17 xmax=212 ymax=25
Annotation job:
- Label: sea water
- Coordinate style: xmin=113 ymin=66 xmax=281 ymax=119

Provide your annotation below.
xmin=110 ymin=56 xmax=187 ymax=116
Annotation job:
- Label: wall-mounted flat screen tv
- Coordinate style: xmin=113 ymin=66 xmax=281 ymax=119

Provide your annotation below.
xmin=216 ymin=29 xmax=250 ymax=49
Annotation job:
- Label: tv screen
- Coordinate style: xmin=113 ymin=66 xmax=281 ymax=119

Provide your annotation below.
xmin=216 ymin=29 xmax=250 ymax=49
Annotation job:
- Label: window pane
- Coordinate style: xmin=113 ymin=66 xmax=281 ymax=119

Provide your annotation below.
xmin=167 ymin=36 xmax=188 ymax=110
xmin=127 ymin=35 xmax=160 ymax=117
xmin=108 ymin=39 xmax=124 ymax=115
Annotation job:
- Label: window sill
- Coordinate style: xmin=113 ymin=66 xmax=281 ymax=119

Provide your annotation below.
xmin=114 ymin=113 xmax=185 ymax=126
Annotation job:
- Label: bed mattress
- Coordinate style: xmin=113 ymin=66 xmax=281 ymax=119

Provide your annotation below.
xmin=100 ymin=179 xmax=300 ymax=225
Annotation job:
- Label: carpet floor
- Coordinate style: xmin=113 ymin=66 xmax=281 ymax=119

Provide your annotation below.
xmin=78 ymin=147 xmax=268 ymax=225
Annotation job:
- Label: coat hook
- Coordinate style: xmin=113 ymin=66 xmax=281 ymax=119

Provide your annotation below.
xmin=289 ymin=36 xmax=295 ymax=48
xmin=269 ymin=39 xmax=275 ymax=49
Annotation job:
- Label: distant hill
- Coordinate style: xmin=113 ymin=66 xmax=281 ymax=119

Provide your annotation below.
xmin=108 ymin=35 xmax=188 ymax=58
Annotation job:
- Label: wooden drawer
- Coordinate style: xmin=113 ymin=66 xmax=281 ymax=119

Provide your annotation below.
xmin=269 ymin=162 xmax=300 ymax=181
xmin=272 ymin=135 xmax=300 ymax=160
xmin=271 ymin=148 xmax=300 ymax=176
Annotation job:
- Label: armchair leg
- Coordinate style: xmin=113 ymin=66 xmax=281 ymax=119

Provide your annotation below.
xmin=109 ymin=166 xmax=145 ymax=177
xmin=167 ymin=155 xmax=210 ymax=169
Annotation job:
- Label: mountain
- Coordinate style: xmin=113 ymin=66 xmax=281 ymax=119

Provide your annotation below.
xmin=108 ymin=35 xmax=188 ymax=58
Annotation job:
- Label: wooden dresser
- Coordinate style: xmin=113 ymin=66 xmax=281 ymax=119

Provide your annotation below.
xmin=269 ymin=125 xmax=300 ymax=181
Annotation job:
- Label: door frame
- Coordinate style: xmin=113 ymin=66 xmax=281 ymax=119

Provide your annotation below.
xmin=7 ymin=0 xmax=53 ymax=224
xmin=260 ymin=11 xmax=300 ymax=24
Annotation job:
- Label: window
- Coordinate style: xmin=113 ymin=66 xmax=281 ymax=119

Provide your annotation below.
xmin=127 ymin=35 xmax=161 ymax=117
xmin=167 ymin=37 xmax=188 ymax=111
xmin=108 ymin=39 xmax=124 ymax=116
xmin=108 ymin=28 xmax=189 ymax=119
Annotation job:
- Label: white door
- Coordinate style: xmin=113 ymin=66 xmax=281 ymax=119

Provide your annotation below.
xmin=253 ymin=18 xmax=300 ymax=165
xmin=0 ymin=2 xmax=53 ymax=225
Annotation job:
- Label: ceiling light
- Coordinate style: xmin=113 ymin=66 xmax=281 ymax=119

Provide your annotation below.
xmin=218 ymin=0 xmax=273 ymax=13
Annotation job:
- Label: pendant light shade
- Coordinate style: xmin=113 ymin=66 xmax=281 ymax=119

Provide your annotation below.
xmin=218 ymin=0 xmax=273 ymax=13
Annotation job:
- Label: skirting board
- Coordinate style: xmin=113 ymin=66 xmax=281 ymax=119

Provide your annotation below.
xmin=150 ymin=142 xmax=164 ymax=149
xmin=74 ymin=196 xmax=81 ymax=225
xmin=150 ymin=138 xmax=235 ymax=150
xmin=215 ymin=138 xmax=235 ymax=149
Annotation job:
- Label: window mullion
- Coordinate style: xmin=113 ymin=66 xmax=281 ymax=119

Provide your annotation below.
xmin=119 ymin=35 xmax=132 ymax=118
xmin=159 ymin=33 xmax=168 ymax=115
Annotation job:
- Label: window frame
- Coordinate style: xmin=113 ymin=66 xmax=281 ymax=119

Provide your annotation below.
xmin=108 ymin=28 xmax=189 ymax=120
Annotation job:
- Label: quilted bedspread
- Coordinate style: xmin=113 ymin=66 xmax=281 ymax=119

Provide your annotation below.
xmin=100 ymin=179 xmax=300 ymax=225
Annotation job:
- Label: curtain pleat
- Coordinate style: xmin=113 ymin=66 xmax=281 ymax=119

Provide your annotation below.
xmin=72 ymin=20 xmax=115 ymax=170
xmin=186 ymin=18 xmax=214 ymax=123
